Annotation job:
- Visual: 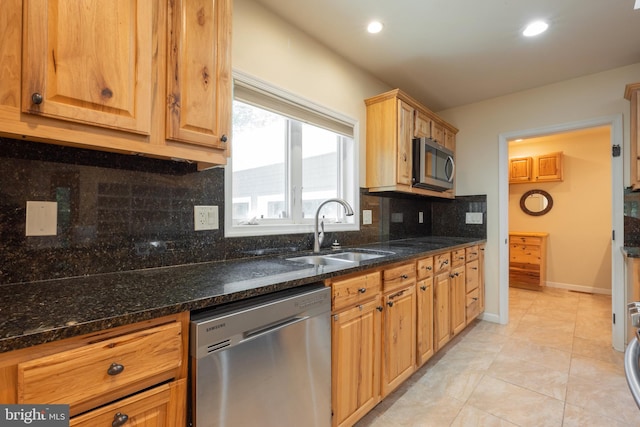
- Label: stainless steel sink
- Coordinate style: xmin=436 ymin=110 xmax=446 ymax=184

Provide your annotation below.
xmin=286 ymin=250 xmax=394 ymax=266
xmin=324 ymin=251 xmax=387 ymax=262
xmin=286 ymin=255 xmax=355 ymax=266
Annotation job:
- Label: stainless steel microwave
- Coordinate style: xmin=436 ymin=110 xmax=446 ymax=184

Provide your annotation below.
xmin=412 ymin=137 xmax=455 ymax=191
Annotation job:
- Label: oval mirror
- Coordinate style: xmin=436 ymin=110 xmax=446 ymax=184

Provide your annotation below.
xmin=520 ymin=189 xmax=553 ymax=216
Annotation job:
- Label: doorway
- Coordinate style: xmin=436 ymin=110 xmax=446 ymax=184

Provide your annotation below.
xmin=498 ymin=115 xmax=625 ymax=351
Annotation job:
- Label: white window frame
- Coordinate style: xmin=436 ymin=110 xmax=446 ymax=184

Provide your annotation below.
xmin=225 ymin=70 xmax=360 ymax=238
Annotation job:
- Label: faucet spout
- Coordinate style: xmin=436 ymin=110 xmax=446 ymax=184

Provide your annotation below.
xmin=313 ymin=198 xmax=354 ymax=253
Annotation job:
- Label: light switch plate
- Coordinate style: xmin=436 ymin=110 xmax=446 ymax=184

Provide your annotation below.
xmin=362 ymin=210 xmax=372 ymax=225
xmin=25 ymin=201 xmax=58 ymax=236
xmin=194 ymin=205 xmax=219 ymax=231
xmin=465 ymin=212 xmax=483 ymax=224
xmin=419 ymin=212 xmax=424 ymax=224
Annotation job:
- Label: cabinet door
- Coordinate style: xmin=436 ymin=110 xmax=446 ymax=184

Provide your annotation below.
xmin=381 ymin=285 xmax=416 ymax=397
xmin=22 ymin=0 xmax=152 ymax=134
xmin=166 ymin=0 xmax=231 ymax=150
xmin=332 ymin=298 xmax=382 ymax=427
xmin=416 ymin=278 xmax=434 ymax=367
xmin=431 ymin=121 xmax=444 ymax=145
xmin=534 ymin=152 xmax=563 ymax=182
xmin=414 ymin=110 xmax=431 ymax=138
xmin=396 ymin=100 xmax=414 ymax=185
xmin=509 ymin=157 xmax=532 ymax=183
xmin=444 ymin=128 xmax=456 ymax=152
xmin=451 ymin=265 xmax=466 ymax=336
xmin=433 ymin=271 xmax=450 ymax=351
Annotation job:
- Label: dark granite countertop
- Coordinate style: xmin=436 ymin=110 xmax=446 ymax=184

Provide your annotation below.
xmin=623 ymin=246 xmax=640 ymax=258
xmin=0 ymin=236 xmax=484 ymax=353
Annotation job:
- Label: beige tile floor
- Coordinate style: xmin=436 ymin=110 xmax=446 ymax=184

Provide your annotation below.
xmin=355 ymin=287 xmax=638 ymax=427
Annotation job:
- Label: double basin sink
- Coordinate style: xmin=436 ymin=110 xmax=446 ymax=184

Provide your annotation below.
xmin=286 ymin=250 xmax=394 ymax=266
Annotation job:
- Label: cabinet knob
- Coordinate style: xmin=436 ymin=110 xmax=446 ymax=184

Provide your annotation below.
xmin=401 ymin=274 xmax=409 ymax=279
xmin=427 ymin=266 xmax=432 ymax=270
xmin=31 ymin=92 xmax=43 ymax=105
xmin=387 ymin=301 xmax=394 ymax=307
xmin=220 ymin=134 xmax=228 ymax=142
xmin=377 ymin=306 xmax=383 ymax=312
xmin=473 ymin=297 xmax=479 ymax=301
xmin=107 ymin=362 xmax=125 ymax=376
xmin=358 ymin=288 xmax=366 ymax=293
xmin=112 ymin=412 xmax=129 ymax=427
xmin=420 ymin=285 xmax=427 ymax=291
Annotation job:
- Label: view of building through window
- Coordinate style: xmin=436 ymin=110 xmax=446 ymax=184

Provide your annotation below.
xmin=231 ymin=100 xmax=352 ymax=227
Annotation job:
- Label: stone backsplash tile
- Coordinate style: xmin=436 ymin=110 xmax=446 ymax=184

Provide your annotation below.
xmin=0 ymin=137 xmax=486 ymax=284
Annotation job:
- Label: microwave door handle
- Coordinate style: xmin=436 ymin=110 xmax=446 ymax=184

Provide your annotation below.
xmin=446 ymin=156 xmax=455 ymax=182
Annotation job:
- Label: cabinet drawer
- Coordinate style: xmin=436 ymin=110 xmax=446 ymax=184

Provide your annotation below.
xmin=18 ymin=321 xmax=183 ymax=416
xmin=70 ymin=379 xmax=184 ymax=426
xmin=465 ymin=245 xmax=479 ymax=262
xmin=466 ymin=260 xmax=479 ymax=293
xmin=510 ymin=236 xmax=541 ymax=246
xmin=332 ymin=272 xmax=382 ymax=311
xmin=416 ymin=257 xmax=434 ymax=280
xmin=433 ymin=253 xmax=451 ymax=274
xmin=451 ymin=249 xmax=466 ymax=267
xmin=465 ymin=289 xmax=480 ymax=320
xmin=510 ymin=245 xmax=541 ymax=264
xmin=383 ymin=263 xmax=416 ymax=292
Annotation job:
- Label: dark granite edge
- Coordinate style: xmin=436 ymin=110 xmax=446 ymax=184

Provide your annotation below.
xmin=623 ymin=246 xmax=640 ymax=258
xmin=0 ymin=237 xmax=486 ymax=353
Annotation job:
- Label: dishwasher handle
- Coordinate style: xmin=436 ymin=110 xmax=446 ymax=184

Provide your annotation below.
xmin=243 ymin=315 xmax=310 ymax=343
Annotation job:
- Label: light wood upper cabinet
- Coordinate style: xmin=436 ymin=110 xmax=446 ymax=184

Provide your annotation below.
xmin=365 ymin=89 xmax=457 ymax=199
xmin=1 ymin=0 xmax=231 ymax=166
xmin=509 ymin=152 xmax=563 ymax=183
xmin=509 ymin=157 xmax=533 ymax=183
xmin=535 ymin=152 xmax=563 ymax=182
xmin=166 ymin=0 xmax=231 ymax=149
xmin=414 ymin=110 xmax=432 ymax=138
xmin=397 ymin=100 xmax=414 ymax=186
xmin=625 ymin=82 xmax=640 ymax=189
xmin=22 ymin=0 xmax=153 ymax=134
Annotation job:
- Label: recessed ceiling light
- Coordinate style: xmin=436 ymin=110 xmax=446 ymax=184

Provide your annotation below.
xmin=367 ymin=21 xmax=384 ymax=34
xmin=523 ymin=20 xmax=549 ymax=37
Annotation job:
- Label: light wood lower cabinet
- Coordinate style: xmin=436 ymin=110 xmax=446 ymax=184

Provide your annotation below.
xmin=331 ymin=298 xmax=382 ymax=427
xmin=0 ymin=313 xmax=188 ymax=426
xmin=450 ymin=264 xmax=466 ymax=336
xmin=381 ymin=262 xmax=416 ymax=397
xmin=329 ymin=243 xmax=484 ymax=426
xmin=416 ymin=256 xmax=434 ymax=367
xmin=509 ymin=232 xmax=548 ymax=291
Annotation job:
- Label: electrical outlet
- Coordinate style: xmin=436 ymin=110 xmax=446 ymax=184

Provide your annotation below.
xmin=362 ymin=210 xmax=372 ymax=225
xmin=465 ymin=212 xmax=483 ymax=224
xmin=25 ymin=201 xmax=58 ymax=236
xmin=194 ymin=206 xmax=219 ymax=231
xmin=391 ymin=212 xmax=403 ymax=223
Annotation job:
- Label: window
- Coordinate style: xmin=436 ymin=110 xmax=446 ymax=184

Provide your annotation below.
xmin=225 ymin=72 xmax=359 ymax=237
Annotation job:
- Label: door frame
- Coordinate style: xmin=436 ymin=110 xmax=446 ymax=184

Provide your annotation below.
xmin=498 ymin=114 xmax=625 ymax=351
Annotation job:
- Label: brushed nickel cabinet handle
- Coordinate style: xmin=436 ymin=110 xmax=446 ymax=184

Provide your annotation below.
xmin=358 ymin=288 xmax=366 ymax=293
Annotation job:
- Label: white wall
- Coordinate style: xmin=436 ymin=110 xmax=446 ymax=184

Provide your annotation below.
xmin=438 ymin=62 xmax=640 ymax=319
xmin=233 ymin=0 xmax=391 ymax=185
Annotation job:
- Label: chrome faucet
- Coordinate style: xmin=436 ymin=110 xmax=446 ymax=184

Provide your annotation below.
xmin=313 ymin=198 xmax=354 ymax=253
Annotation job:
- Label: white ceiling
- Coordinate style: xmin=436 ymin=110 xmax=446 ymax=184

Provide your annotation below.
xmin=252 ymin=0 xmax=640 ymax=111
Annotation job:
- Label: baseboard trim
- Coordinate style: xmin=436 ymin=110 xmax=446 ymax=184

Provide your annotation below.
xmin=545 ymin=281 xmax=611 ymax=295
xmin=478 ymin=312 xmax=501 ymax=323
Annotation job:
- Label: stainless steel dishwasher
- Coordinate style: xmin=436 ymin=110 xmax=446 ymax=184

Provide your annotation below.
xmin=190 ymin=284 xmax=331 ymax=427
